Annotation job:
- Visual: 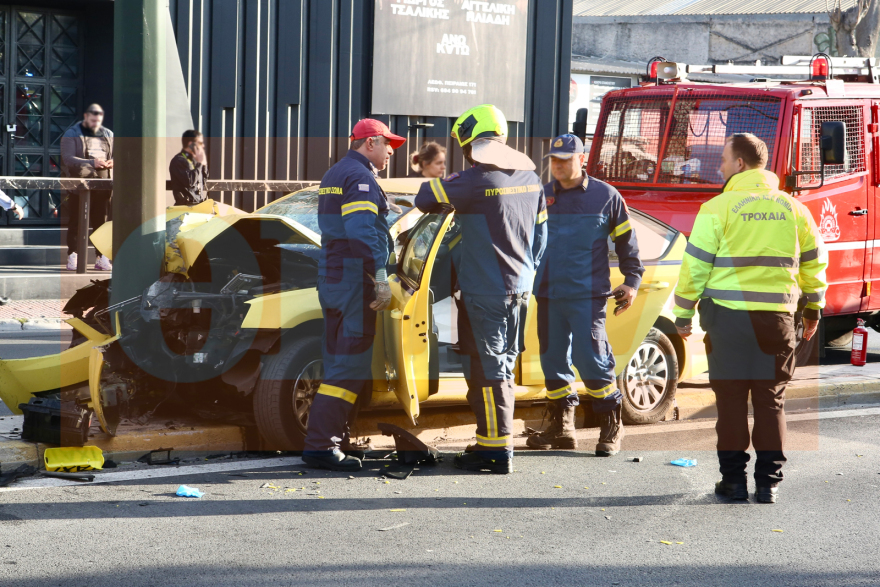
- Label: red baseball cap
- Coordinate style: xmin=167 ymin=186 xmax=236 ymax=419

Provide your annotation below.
xmin=350 ymin=119 xmax=406 ymax=150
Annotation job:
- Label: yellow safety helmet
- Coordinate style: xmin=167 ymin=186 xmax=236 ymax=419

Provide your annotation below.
xmin=451 ymin=104 xmax=508 ymax=147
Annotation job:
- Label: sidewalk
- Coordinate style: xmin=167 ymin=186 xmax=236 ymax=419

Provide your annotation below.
xmin=0 ymin=299 xmax=71 ymax=330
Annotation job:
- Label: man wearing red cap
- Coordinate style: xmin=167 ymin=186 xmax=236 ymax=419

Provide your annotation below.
xmin=303 ymin=119 xmax=406 ymax=472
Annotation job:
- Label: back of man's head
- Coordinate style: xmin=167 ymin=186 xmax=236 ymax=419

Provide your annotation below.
xmin=726 ymin=133 xmax=768 ymax=170
xmin=182 ymin=129 xmax=203 ymax=148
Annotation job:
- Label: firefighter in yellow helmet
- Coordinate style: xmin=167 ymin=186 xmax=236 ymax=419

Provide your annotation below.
xmin=414 ymin=105 xmax=548 ymax=474
xmin=674 ymin=133 xmax=827 ymax=504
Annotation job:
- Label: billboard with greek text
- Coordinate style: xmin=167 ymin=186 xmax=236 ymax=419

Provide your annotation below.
xmin=371 ymin=0 xmax=530 ymax=121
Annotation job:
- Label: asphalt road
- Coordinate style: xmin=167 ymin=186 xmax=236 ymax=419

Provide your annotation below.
xmin=1 ymin=408 xmax=879 ymax=586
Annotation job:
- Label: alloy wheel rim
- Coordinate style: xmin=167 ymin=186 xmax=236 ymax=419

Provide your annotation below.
xmin=623 ymin=341 xmax=669 ymax=411
xmin=292 ymin=359 xmax=323 ymax=429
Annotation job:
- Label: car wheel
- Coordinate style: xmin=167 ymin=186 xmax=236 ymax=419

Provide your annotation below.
xmin=618 ymin=328 xmax=678 ymax=425
xmin=253 ymin=335 xmax=323 ymax=450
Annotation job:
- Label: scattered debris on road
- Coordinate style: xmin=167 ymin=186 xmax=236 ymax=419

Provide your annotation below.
xmin=176 ymin=485 xmax=204 ymax=498
xmin=378 ymin=523 xmax=409 ymax=532
xmin=671 ymin=458 xmax=698 ymax=467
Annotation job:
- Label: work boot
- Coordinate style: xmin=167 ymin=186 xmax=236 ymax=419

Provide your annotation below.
xmin=755 ymin=485 xmax=779 ymax=504
xmin=715 ymin=480 xmax=749 ymax=501
xmin=595 ymin=405 xmax=624 ymax=456
xmin=526 ymin=402 xmax=577 ymax=450
xmin=454 ymin=451 xmax=512 ymax=474
xmin=302 ymin=448 xmax=362 ymax=472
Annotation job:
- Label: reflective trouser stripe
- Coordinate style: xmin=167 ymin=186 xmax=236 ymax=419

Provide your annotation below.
xmin=685 ymin=242 xmax=715 ymax=264
xmin=483 ymin=387 xmax=497 ymax=439
xmin=713 ymin=256 xmax=798 ymax=268
xmin=585 ymin=382 xmax=617 ymax=399
xmin=476 ymin=434 xmax=511 ymax=447
xmin=674 ymin=294 xmax=698 ymax=309
xmin=316 ymin=384 xmax=358 ymax=404
xmin=703 ymin=288 xmax=798 ymax=304
xmin=430 ymin=178 xmax=450 ymax=204
xmin=546 ymin=385 xmax=574 ymax=400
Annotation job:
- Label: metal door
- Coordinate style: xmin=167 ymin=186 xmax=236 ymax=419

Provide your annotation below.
xmin=0 ymin=6 xmax=82 ymax=226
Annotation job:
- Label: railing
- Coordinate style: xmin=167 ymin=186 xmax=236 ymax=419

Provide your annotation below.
xmin=0 ymin=177 xmax=318 ymax=274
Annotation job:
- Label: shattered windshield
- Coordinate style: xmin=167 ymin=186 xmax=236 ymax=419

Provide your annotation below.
xmin=255 ymin=188 xmax=412 ymax=233
xmin=589 ymin=92 xmax=782 ymax=186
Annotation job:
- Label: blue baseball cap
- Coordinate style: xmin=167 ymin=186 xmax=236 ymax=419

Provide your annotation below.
xmin=544 ymin=134 xmax=585 ymax=159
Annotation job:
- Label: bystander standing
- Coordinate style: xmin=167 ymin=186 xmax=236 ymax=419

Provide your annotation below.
xmin=169 ymin=130 xmax=209 ymax=206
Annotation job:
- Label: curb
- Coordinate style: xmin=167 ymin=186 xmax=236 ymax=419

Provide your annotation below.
xmin=0 ymin=318 xmax=71 ymax=331
xmin=4 ymin=378 xmax=880 ymax=471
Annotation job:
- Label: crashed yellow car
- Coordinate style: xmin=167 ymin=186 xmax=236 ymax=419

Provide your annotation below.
xmin=0 ymin=180 xmax=705 ymax=448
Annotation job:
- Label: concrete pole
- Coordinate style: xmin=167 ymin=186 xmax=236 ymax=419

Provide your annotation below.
xmin=111 ymin=0 xmax=167 ymax=306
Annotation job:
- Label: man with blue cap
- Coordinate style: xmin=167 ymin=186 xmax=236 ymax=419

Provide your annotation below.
xmin=528 ymin=134 xmax=644 ymax=455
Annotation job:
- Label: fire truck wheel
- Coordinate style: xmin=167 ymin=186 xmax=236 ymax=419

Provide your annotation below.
xmin=253 ymin=335 xmax=323 ymax=451
xmin=826 ymin=330 xmax=853 ymax=348
xmin=618 ymin=328 xmax=679 ymax=425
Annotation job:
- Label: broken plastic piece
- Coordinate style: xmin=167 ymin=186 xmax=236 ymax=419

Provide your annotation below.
xmin=670 ymin=458 xmax=697 ymax=467
xmin=628 ymin=457 xmax=643 ymax=462
xmin=378 ymin=522 xmax=410 ymax=531
xmin=377 ymin=423 xmax=440 ymax=466
xmin=772 ymin=529 xmax=783 ymax=533
xmin=44 ymin=446 xmax=104 ymax=472
xmin=660 ymin=541 xmax=672 ymax=545
xmin=389 ymin=509 xmax=406 ymax=512
xmin=176 ymin=485 xmax=204 ymax=498
xmin=40 ymin=471 xmax=95 ymax=482
xmin=138 ymin=449 xmax=180 ymax=466
xmin=554 ymin=485 xmax=562 ymax=488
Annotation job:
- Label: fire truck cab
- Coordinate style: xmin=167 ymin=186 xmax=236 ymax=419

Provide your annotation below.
xmin=588 ymin=54 xmax=880 ymax=350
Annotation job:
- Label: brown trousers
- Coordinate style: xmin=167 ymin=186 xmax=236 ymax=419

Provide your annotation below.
xmin=700 ymin=299 xmax=796 ymax=487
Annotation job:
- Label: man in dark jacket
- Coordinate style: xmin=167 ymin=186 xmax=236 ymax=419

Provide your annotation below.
xmin=60 ymin=104 xmax=114 ymax=271
xmin=169 ymin=130 xmax=209 ymax=206
xmin=415 ymin=104 xmax=547 ymax=474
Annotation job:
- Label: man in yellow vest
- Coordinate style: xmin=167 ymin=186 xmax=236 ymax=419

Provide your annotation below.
xmin=674 ymin=133 xmax=827 ymax=504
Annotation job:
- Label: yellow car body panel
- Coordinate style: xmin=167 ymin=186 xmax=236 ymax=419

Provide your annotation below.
xmin=0 ymin=318 xmax=114 ymax=414
xmin=241 ymin=288 xmax=323 ymax=330
xmin=88 ymin=314 xmax=123 ymax=435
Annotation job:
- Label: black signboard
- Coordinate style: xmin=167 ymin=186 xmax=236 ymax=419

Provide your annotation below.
xmin=371 ymin=0 xmax=530 ymax=121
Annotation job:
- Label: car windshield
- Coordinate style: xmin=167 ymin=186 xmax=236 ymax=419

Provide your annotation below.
xmin=589 ymin=92 xmax=782 ymax=186
xmin=254 ymin=188 xmax=413 ymax=233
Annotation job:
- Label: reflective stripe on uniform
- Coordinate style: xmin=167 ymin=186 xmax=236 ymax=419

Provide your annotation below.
xmin=713 ymin=256 xmax=798 ymax=268
xmin=546 ymin=385 xmax=573 ymax=400
xmin=536 ymin=209 xmax=548 ymax=224
xmin=341 ymin=200 xmax=378 ymax=216
xmin=685 ymin=242 xmax=716 ymax=264
xmin=585 ymin=382 xmax=617 ymax=399
xmin=476 ymin=434 xmax=511 ymax=447
xmin=449 ymin=234 xmax=462 ymax=249
xmin=806 ymin=291 xmax=825 ymax=302
xmin=483 ymin=387 xmax=498 ymax=439
xmin=703 ymin=288 xmax=798 ymax=304
xmin=610 ymin=220 xmax=631 ymax=240
xmin=430 ymin=178 xmax=450 ymax=204
xmin=800 ymin=248 xmax=820 ymax=263
xmin=674 ymin=294 xmax=698 ymax=309
xmin=316 ymin=384 xmax=358 ymax=404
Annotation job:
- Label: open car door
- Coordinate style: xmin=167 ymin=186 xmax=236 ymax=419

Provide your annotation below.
xmin=384 ymin=209 xmax=454 ymax=424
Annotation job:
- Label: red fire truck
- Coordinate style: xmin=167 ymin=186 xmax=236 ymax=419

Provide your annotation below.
xmin=588 ymin=54 xmax=880 ymax=354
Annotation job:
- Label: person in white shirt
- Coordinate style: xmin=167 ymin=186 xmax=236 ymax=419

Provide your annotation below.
xmin=0 ymin=190 xmax=24 ymax=220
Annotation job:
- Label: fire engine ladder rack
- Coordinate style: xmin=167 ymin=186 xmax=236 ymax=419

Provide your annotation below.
xmin=657 ymin=55 xmax=878 ymax=83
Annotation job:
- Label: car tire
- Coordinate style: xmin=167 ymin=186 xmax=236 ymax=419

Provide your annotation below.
xmin=253 ymin=335 xmax=323 ymax=451
xmin=618 ymin=328 xmax=678 ymax=425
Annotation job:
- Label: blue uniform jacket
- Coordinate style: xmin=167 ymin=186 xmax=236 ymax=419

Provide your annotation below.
xmin=317 ymin=150 xmax=393 ymax=284
xmin=533 ymin=174 xmax=644 ymax=299
xmin=414 ymin=164 xmax=548 ymax=296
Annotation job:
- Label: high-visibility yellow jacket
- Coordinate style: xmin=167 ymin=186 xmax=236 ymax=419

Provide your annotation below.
xmin=673 ymin=168 xmax=828 ymax=324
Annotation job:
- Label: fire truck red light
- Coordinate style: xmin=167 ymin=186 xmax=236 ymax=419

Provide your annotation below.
xmin=650 ymin=62 xmax=659 ymax=78
xmin=812 ymin=59 xmax=829 ymax=77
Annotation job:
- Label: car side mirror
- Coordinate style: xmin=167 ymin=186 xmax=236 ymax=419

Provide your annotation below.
xmin=821 ymin=121 xmax=846 ymax=165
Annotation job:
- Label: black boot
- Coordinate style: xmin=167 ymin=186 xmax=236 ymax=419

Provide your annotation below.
xmin=453 ymin=451 xmax=512 ymax=474
xmin=302 ymin=449 xmax=362 ymax=472
xmin=755 ymin=485 xmax=779 ymax=504
xmin=596 ymin=405 xmax=623 ymax=456
xmin=526 ymin=401 xmax=577 ymax=450
xmin=715 ymin=480 xmax=749 ymax=501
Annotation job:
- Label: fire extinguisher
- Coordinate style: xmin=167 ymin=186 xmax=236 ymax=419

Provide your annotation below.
xmin=851 ymin=319 xmax=868 ymax=367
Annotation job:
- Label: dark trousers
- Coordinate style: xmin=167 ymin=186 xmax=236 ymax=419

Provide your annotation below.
xmin=304 ymin=278 xmax=377 ymax=452
xmin=456 ymin=292 xmax=529 ymax=457
xmin=700 ymin=299 xmax=795 ymax=487
xmin=64 ymin=190 xmax=112 ymax=256
xmin=536 ymin=296 xmax=621 ymax=412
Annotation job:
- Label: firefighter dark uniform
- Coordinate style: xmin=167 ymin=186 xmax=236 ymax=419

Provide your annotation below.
xmin=414 ymin=104 xmax=547 ymax=473
xmin=303 ymin=147 xmax=395 ymax=466
xmin=673 ymin=166 xmax=827 ymax=502
xmin=530 ymin=136 xmax=644 ymax=455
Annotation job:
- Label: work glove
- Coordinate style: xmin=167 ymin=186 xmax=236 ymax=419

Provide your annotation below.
xmin=371 ymin=280 xmax=392 ymax=312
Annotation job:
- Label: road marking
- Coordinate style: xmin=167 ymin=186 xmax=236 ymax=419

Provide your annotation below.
xmin=0 ymin=456 xmax=305 ymax=492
